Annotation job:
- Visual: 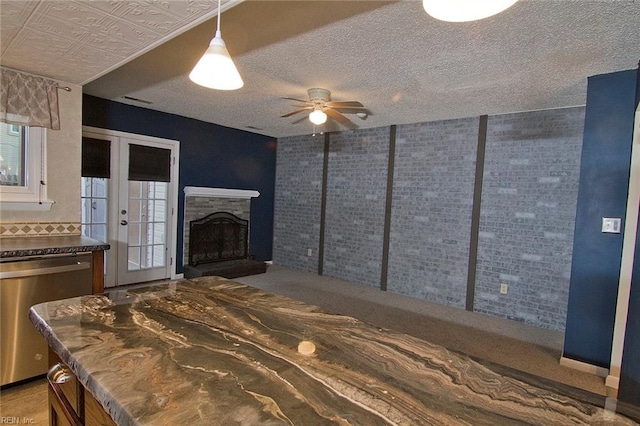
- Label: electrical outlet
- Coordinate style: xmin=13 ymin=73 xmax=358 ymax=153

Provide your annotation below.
xmin=602 ymin=217 xmax=622 ymax=234
xmin=500 ymin=283 xmax=508 ymax=295
xmin=307 ymin=248 xmax=313 ymax=256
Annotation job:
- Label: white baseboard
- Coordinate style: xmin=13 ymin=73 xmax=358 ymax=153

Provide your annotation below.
xmin=560 ymin=356 xmax=609 ymax=377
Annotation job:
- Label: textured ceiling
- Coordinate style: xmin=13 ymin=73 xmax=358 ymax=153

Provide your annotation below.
xmin=2 ymin=1 xmax=640 ymax=138
xmin=0 ymin=0 xmax=240 ymax=84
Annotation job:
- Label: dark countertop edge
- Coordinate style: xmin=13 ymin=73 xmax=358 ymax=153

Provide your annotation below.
xmin=0 ymin=244 xmax=110 ymax=258
xmin=0 ymin=235 xmax=110 ymax=258
xmin=28 ymin=304 xmax=129 ymax=426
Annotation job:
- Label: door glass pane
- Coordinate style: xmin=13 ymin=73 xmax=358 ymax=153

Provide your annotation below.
xmin=93 ymin=199 xmax=107 ymax=222
xmin=154 ymin=182 xmax=167 ymax=199
xmin=92 ymin=178 xmax=107 ymax=197
xmin=82 ymin=178 xmax=91 ymax=197
xmin=82 ymin=198 xmax=93 ymax=223
xmin=129 ymin=199 xmax=142 ymax=221
xmin=128 ymin=246 xmax=140 ymax=271
xmin=153 ymin=245 xmax=165 ymax=267
xmin=129 ymin=181 xmax=141 ymax=199
xmin=140 ymin=245 xmax=151 ymax=269
xmin=141 ymin=181 xmax=150 ymax=198
xmin=128 ymin=223 xmax=141 ymax=246
xmin=91 ymin=224 xmax=107 ymax=244
xmin=127 ymin=180 xmax=167 ymax=271
xmin=153 ymin=200 xmax=166 ymax=221
xmin=153 ymin=223 xmax=165 ymax=244
xmin=81 ymin=177 xmax=108 ymax=241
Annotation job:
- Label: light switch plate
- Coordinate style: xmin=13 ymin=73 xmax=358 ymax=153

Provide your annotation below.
xmin=602 ymin=217 xmax=622 ymax=234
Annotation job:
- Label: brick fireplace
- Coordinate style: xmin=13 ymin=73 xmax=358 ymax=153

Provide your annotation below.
xmin=183 ymin=187 xmax=260 ymax=268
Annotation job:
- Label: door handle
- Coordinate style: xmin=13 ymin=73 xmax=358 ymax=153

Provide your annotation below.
xmin=120 ymin=220 xmax=128 ymax=226
xmin=47 ymin=363 xmax=72 ymax=384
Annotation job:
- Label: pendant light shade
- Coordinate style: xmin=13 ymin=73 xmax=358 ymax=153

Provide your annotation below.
xmin=422 ymin=0 xmax=518 ymax=22
xmin=189 ymin=0 xmax=243 ymax=90
xmin=309 ymin=109 xmax=327 ymax=125
xmin=189 ymin=31 xmax=243 ymax=90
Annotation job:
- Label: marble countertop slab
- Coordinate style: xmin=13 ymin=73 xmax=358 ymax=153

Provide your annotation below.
xmin=0 ymin=235 xmax=109 ymax=258
xmin=30 ymin=277 xmax=637 ymax=426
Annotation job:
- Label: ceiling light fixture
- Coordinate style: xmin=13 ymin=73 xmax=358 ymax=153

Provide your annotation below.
xmin=189 ymin=0 xmax=243 ymax=90
xmin=309 ymin=108 xmax=327 ymax=125
xmin=422 ymin=0 xmax=518 ymax=22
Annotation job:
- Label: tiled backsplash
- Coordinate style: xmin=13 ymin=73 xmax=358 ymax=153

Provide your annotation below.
xmin=0 ymin=222 xmax=82 ymax=238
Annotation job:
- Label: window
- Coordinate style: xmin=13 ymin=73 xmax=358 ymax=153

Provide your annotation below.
xmin=0 ymin=123 xmax=26 ymax=186
xmin=0 ymin=122 xmax=51 ymax=210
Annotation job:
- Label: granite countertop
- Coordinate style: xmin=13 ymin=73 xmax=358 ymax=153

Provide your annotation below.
xmin=29 ymin=277 xmax=636 ymax=426
xmin=0 ymin=235 xmax=109 ymax=258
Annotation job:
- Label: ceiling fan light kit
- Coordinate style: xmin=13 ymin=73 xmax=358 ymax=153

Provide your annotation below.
xmin=422 ymin=0 xmax=518 ymax=22
xmin=309 ymin=109 xmax=328 ymax=125
xmin=189 ymin=0 xmax=243 ymax=90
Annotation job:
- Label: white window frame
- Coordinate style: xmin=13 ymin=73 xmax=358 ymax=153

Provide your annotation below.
xmin=0 ymin=126 xmax=53 ymax=211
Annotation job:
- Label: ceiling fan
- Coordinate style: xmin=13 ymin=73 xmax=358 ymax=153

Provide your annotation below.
xmin=281 ymin=88 xmax=367 ymax=127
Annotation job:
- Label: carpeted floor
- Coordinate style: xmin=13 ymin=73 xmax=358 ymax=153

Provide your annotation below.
xmin=235 ymin=264 xmax=607 ymax=397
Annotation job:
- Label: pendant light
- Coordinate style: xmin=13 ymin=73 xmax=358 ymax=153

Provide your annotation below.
xmin=422 ymin=0 xmax=518 ymax=22
xmin=189 ymin=0 xmax=243 ymax=90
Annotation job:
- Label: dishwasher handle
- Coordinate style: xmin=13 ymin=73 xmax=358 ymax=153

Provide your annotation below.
xmin=0 ymin=261 xmax=90 ymax=280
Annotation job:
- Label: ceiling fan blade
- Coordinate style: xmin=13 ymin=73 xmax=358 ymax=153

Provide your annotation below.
xmin=331 ymin=106 xmax=368 ymax=113
xmin=283 ymin=97 xmax=313 ymax=105
xmin=291 ymin=115 xmax=308 ymax=124
xmin=281 ymin=107 xmax=312 ymax=118
xmin=325 ymin=101 xmax=364 ymax=108
xmin=325 ymin=108 xmax=352 ymax=125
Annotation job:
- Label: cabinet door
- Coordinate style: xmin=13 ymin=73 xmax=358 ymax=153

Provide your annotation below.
xmin=48 ymin=386 xmax=81 ymax=426
xmin=48 ymin=349 xmax=83 ymax=426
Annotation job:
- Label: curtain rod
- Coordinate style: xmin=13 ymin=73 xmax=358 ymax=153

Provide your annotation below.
xmin=1 ymin=66 xmax=73 ymax=92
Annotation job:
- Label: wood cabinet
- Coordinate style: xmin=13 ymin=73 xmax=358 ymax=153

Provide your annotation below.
xmin=48 ymin=348 xmax=115 ymax=426
xmin=91 ymin=250 xmax=105 ymax=294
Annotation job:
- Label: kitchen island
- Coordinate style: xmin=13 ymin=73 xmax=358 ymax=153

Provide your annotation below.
xmin=30 ymin=276 xmax=636 ymax=425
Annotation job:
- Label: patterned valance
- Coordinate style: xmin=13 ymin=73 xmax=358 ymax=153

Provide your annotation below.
xmin=0 ymin=67 xmax=60 ymax=130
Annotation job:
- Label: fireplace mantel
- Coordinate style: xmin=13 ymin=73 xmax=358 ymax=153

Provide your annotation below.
xmin=184 ymin=187 xmax=260 ymax=199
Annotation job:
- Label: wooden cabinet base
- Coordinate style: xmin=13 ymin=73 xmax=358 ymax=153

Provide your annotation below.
xmin=84 ymin=390 xmax=116 ymax=426
xmin=48 ymin=348 xmax=115 ymax=426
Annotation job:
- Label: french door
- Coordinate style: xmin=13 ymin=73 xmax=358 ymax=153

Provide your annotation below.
xmin=81 ymin=127 xmax=179 ymax=287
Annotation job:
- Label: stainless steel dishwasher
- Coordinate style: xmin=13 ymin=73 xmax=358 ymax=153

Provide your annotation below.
xmin=0 ymin=252 xmax=93 ymax=386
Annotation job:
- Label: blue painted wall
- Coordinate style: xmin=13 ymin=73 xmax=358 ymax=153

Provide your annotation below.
xmin=82 ymin=95 xmax=277 ymax=273
xmin=563 ymin=70 xmax=637 ymax=367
